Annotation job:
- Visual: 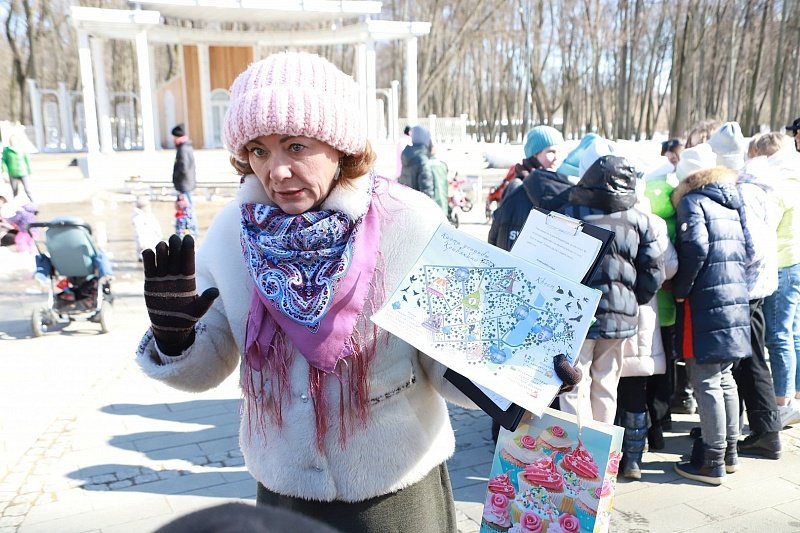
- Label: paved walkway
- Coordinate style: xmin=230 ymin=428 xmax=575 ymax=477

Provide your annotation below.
xmin=1 ymin=151 xmax=799 ymax=532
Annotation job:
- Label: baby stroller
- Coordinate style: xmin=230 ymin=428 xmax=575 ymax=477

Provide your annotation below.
xmin=28 ymin=217 xmax=114 ymax=337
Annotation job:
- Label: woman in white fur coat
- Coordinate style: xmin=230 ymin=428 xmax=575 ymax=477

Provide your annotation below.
xmin=136 ymin=52 xmax=483 ymax=532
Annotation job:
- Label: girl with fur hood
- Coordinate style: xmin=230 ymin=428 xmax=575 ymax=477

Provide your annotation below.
xmin=671 ymin=166 xmax=750 ymax=486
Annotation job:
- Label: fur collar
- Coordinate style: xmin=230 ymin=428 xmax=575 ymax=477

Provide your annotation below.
xmin=671 ymin=167 xmax=737 ymax=207
xmin=236 ymin=173 xmax=372 ymax=222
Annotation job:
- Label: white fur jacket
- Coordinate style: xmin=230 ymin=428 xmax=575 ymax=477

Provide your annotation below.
xmin=136 ymin=173 xmax=476 ymax=502
xmin=620 ymin=202 xmax=679 ymax=378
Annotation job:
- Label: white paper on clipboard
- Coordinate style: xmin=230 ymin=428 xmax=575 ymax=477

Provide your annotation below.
xmin=510 ymin=209 xmax=602 ymax=283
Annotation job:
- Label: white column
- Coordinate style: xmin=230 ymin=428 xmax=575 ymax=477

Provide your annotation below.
xmin=198 ymin=44 xmax=212 ymax=148
xmin=404 ymin=37 xmax=418 ymax=124
xmin=365 ymin=40 xmax=377 ymax=141
xmin=26 ymin=79 xmax=44 ymax=152
xmin=149 ymin=44 xmax=161 ymax=149
xmin=134 ymin=30 xmax=156 ymax=152
xmin=390 ymin=80 xmax=400 ymax=143
xmin=77 ymin=30 xmax=100 ymax=155
xmin=57 ymin=83 xmax=74 ymax=151
xmin=428 ymin=114 xmax=437 ymax=144
xmin=90 ymin=37 xmax=113 ymax=153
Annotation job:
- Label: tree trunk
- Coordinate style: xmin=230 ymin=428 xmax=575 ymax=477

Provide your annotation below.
xmin=670 ymin=1 xmax=694 ymax=138
xmin=769 ymin=0 xmax=789 ymax=130
xmin=742 ymin=0 xmax=770 ymax=134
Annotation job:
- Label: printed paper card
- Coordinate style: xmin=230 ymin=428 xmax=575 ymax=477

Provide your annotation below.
xmin=370 ymin=223 xmax=601 ymax=416
xmin=481 ymin=408 xmax=623 ymax=533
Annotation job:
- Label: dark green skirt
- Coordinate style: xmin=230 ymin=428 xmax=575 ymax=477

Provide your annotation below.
xmin=256 ymin=463 xmax=457 ymax=533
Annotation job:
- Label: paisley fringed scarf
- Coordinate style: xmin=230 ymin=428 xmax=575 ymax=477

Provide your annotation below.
xmin=240 ymin=182 xmax=382 ymax=450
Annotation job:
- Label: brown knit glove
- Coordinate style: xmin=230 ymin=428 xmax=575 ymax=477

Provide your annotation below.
xmin=142 ymin=234 xmax=219 ymax=356
xmin=554 ymin=354 xmax=582 ymax=394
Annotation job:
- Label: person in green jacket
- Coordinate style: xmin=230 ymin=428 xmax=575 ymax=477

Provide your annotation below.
xmin=1 ymin=134 xmax=34 ymax=203
xmin=428 ymin=150 xmax=450 ymax=217
xmin=644 ymin=175 xmax=679 ymax=444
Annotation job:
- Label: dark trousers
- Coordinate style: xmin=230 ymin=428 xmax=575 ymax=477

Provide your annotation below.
xmin=257 ymin=463 xmax=457 ymax=532
xmin=732 ymin=298 xmax=782 ymax=434
xmin=674 ymin=361 xmax=693 ymax=402
xmin=617 ymin=376 xmax=648 ymax=413
xmin=648 ymin=325 xmax=676 ymax=426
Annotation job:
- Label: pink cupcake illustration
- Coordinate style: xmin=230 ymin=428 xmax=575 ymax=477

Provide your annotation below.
xmin=487 ymin=471 xmax=516 ymax=501
xmin=537 ymin=425 xmax=573 ymax=462
xmin=556 ymin=440 xmax=601 ymax=514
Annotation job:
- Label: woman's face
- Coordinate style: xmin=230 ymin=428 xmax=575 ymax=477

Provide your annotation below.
xmin=245 ymin=134 xmax=341 ymax=214
xmin=535 ymin=147 xmax=559 ymax=170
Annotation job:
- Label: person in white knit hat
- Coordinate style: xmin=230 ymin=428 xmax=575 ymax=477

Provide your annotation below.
xmin=675 ymin=143 xmax=717 ymax=182
xmin=133 ymin=51 xmax=576 ymax=532
xmin=708 ymin=121 xmax=747 ymax=171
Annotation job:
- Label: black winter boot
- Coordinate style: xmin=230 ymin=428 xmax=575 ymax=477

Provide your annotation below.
xmin=648 ymin=423 xmax=665 ymax=450
xmin=620 ymin=411 xmax=648 ymax=480
xmin=725 ymin=440 xmax=738 ymax=474
xmin=674 ymin=440 xmax=726 ymax=485
xmin=738 ymin=432 xmax=782 ymax=460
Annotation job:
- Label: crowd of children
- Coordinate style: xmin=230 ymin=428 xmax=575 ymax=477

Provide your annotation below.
xmin=490 ymin=117 xmax=800 ymax=486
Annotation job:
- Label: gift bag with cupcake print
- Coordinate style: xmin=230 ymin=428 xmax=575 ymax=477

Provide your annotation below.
xmin=481 ymin=408 xmax=623 ymax=533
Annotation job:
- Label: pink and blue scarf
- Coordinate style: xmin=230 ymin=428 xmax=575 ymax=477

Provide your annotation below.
xmin=240 ymin=179 xmax=383 ymax=448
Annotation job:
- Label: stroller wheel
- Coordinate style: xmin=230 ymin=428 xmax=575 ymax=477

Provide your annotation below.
xmin=98 ymin=301 xmax=113 ymax=334
xmin=448 ymin=208 xmax=460 ymax=229
xmin=485 ymin=200 xmax=497 ymax=224
xmin=31 ymin=309 xmax=47 ymax=337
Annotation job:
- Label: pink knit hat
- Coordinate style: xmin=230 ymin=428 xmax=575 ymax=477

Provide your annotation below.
xmin=223 ymin=52 xmax=366 ymax=162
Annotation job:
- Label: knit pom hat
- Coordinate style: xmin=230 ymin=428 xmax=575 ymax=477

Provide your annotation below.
xmin=707 ymin=121 xmax=746 ymax=170
xmin=410 ymin=125 xmax=431 ymax=146
xmin=675 ymin=143 xmax=717 ymax=181
xmin=524 ymin=125 xmax=564 ymax=158
xmin=223 ymin=52 xmax=366 ymax=162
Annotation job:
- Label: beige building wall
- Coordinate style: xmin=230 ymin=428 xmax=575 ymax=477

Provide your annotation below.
xmin=209 ymin=46 xmax=253 ymax=92
xmin=182 ymin=45 xmax=202 ymax=148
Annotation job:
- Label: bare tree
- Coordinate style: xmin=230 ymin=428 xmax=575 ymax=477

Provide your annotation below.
xmin=4 ymin=0 xmax=39 ymax=123
xmin=2 ymin=0 xmax=800 ymax=142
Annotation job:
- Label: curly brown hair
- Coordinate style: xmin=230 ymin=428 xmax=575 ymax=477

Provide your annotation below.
xmin=229 ymin=140 xmax=377 ymax=183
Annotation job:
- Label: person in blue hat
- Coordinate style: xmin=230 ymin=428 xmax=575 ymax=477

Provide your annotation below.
xmin=488 ymin=125 xmax=572 ymax=251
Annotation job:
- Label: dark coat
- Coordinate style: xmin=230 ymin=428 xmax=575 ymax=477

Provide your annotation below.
xmin=558 ymin=156 xmax=665 ymax=339
xmin=399 ymin=144 xmax=435 ymax=200
xmin=671 ymin=167 xmax=751 ymax=364
xmin=172 ymin=140 xmax=196 ymax=193
xmin=488 ymin=167 xmax=574 ymax=251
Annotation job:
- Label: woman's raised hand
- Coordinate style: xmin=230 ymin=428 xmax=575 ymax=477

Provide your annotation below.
xmin=142 ymin=234 xmax=219 ymax=355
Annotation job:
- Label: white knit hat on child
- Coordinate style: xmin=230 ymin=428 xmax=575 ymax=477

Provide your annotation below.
xmin=675 ymin=143 xmax=717 ymax=181
xmin=223 ymin=52 xmax=366 ymax=162
xmin=707 ymin=121 xmax=747 ymax=170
